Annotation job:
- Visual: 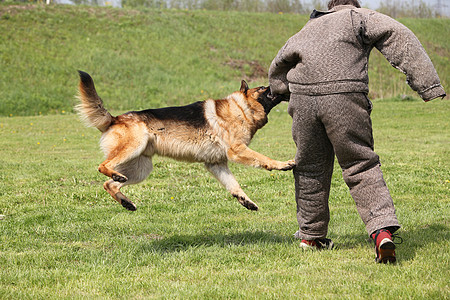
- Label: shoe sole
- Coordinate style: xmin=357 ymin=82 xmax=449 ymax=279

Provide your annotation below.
xmin=377 ymin=238 xmax=396 ymax=264
xmin=299 ymin=241 xmax=334 ymax=251
xmin=299 ymin=242 xmax=317 ymax=250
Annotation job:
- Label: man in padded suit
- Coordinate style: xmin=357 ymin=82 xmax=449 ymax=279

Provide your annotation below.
xmin=269 ymin=0 xmax=445 ymax=263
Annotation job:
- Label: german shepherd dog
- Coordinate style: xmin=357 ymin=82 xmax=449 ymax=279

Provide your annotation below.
xmin=76 ymin=71 xmax=294 ymax=211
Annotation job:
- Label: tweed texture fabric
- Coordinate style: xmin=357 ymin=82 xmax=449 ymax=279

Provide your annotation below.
xmin=269 ymin=5 xmax=446 ymax=101
xmin=289 ymin=93 xmax=400 ymax=239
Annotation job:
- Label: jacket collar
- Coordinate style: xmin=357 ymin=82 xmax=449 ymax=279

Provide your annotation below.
xmin=310 ymin=5 xmax=356 ymax=19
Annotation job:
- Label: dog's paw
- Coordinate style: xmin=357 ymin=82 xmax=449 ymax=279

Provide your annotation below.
xmin=121 ymin=200 xmax=137 ymax=211
xmin=278 ymin=160 xmax=295 ymax=171
xmin=284 ymin=160 xmax=296 ymax=170
xmin=116 ymin=192 xmax=137 ymax=211
xmin=112 ymin=174 xmax=128 ymax=183
xmin=244 ymin=201 xmax=259 ymax=211
xmin=234 ymin=194 xmax=259 ymax=211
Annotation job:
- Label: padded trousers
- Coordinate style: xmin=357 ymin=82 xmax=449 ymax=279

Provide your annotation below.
xmin=288 ymin=93 xmax=400 ymax=239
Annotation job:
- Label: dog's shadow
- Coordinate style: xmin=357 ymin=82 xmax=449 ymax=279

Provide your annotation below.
xmin=141 ymin=223 xmax=448 ymax=263
xmin=140 ymin=230 xmax=295 ymax=253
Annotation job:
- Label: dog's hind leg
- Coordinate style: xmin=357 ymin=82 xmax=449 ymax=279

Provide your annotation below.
xmin=205 ymin=162 xmax=258 ymax=211
xmin=103 ymin=155 xmax=153 ymax=211
xmin=103 ymin=180 xmax=137 ymax=211
xmin=98 ymin=126 xmax=148 ymax=183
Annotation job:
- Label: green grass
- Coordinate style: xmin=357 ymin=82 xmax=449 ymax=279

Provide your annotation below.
xmin=1 ymin=98 xmax=449 ymax=299
xmin=0 ymin=3 xmax=449 ymax=299
xmin=0 ymin=4 xmax=448 ymax=116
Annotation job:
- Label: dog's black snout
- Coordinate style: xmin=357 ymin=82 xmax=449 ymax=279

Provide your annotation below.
xmin=264 ymin=88 xmax=274 ymax=99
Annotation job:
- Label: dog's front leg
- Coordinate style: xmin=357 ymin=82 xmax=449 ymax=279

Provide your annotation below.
xmin=227 ymin=143 xmax=295 ymax=171
xmin=205 ymin=162 xmax=258 ymax=211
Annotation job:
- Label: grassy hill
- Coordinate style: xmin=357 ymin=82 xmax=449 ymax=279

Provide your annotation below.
xmin=0 ymin=4 xmax=448 ymax=116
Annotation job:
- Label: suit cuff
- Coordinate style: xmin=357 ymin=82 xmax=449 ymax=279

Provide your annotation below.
xmin=420 ymin=84 xmax=446 ymax=101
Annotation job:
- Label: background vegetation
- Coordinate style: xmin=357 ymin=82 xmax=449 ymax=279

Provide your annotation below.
xmin=377 ymin=0 xmax=442 ymax=18
xmin=0 ymin=3 xmax=449 ymax=299
xmin=0 ymin=4 xmax=448 ymax=116
xmin=2 ymin=0 xmax=448 ymax=17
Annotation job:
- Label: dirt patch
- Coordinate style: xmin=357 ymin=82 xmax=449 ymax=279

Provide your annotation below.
xmin=423 ymin=41 xmax=449 ymax=58
xmin=225 ymin=59 xmax=268 ymax=81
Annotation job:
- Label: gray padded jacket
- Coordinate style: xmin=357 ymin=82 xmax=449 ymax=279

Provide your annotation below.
xmin=269 ymin=5 xmax=446 ymax=101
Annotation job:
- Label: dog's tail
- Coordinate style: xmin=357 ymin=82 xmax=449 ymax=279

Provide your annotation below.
xmin=75 ymin=70 xmax=113 ymax=132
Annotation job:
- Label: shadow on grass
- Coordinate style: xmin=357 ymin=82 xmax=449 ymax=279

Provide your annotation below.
xmin=395 ymin=223 xmax=449 ymax=262
xmin=332 ymin=223 xmax=449 ymax=263
xmin=141 ymin=223 xmax=449 ymax=263
xmin=141 ymin=230 xmax=296 ymax=253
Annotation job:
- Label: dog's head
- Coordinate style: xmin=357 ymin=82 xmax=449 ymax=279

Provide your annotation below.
xmin=239 ymin=80 xmax=287 ymax=114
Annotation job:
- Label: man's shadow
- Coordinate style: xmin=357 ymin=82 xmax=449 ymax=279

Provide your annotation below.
xmin=140 ymin=223 xmax=448 ymax=263
xmin=335 ymin=223 xmax=448 ymax=263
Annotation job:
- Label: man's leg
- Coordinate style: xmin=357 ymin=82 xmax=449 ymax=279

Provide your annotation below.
xmin=289 ymin=94 xmax=335 ymax=240
xmin=319 ymin=93 xmax=400 ymax=236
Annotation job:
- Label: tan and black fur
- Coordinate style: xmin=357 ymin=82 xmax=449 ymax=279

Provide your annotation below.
xmin=76 ymin=71 xmax=294 ymax=211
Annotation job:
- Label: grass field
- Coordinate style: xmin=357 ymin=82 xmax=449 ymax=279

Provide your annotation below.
xmin=1 ymin=98 xmax=449 ymax=299
xmin=0 ymin=3 xmax=449 ymax=299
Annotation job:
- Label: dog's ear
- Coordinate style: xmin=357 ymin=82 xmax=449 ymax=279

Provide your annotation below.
xmin=240 ymin=80 xmax=249 ymax=94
